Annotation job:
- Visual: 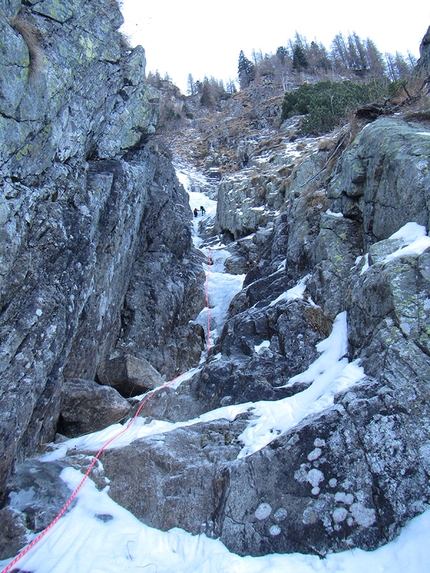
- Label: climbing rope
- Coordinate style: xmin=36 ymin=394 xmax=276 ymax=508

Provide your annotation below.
xmin=0 ymin=374 xmax=182 ymax=573
xmin=206 ymin=247 xmax=211 ymax=352
xmin=2 ymin=248 xmax=214 ymax=573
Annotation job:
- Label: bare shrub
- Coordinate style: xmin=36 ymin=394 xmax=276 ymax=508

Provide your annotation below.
xmin=120 ymin=32 xmax=132 ymax=51
xmin=304 ymin=188 xmax=328 ymax=212
xmin=304 ymin=306 xmax=333 ymax=337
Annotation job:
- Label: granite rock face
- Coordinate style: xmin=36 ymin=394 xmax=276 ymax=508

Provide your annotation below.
xmin=1 ymin=5 xmax=430 ymax=564
xmin=0 ymin=0 xmax=204 ymax=498
xmin=96 ymin=116 xmax=430 ymax=557
xmin=327 ymin=118 xmax=430 ymax=248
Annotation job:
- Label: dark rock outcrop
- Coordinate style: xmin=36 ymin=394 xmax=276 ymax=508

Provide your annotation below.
xmin=59 ymin=378 xmax=131 ymax=437
xmin=0 ymin=0 xmax=204 ymax=498
xmin=327 ymin=118 xmax=430 ymax=248
xmin=416 ymin=25 xmax=430 ymax=74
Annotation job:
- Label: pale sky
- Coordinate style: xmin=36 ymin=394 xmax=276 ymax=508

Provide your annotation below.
xmin=120 ymin=1 xmax=430 ymax=93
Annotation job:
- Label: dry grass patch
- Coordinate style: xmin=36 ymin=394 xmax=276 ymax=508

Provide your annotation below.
xmin=9 ymin=13 xmax=43 ymax=73
xmin=303 ymin=188 xmax=328 ymax=212
xmin=304 ymin=306 xmax=334 ymax=337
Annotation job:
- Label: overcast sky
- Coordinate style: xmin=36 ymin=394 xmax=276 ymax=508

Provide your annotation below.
xmin=120 ymin=1 xmax=430 ymax=93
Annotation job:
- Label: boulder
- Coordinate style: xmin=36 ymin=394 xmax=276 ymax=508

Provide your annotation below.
xmin=0 ymin=507 xmax=28 ymax=560
xmin=97 ymin=354 xmax=164 ymax=397
xmin=100 ymin=419 xmax=247 ymax=540
xmin=59 ymin=378 xmax=131 ymax=437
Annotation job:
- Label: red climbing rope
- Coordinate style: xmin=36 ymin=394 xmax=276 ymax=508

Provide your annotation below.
xmin=206 ymin=247 xmax=211 ymax=352
xmin=0 ymin=374 xmax=182 ymax=573
xmin=2 ymin=249 xmax=214 ymax=573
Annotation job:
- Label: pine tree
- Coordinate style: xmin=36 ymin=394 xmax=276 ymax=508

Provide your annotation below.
xmin=187 ymin=73 xmax=196 ymax=96
xmin=292 ymin=44 xmax=309 ymax=71
xmin=238 ymin=50 xmax=255 ymax=89
xmin=276 ymin=46 xmax=288 ymax=64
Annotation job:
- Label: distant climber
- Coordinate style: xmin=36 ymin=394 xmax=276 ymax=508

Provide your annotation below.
xmin=200 ymin=205 xmax=206 ymax=215
xmin=193 ymin=208 xmax=198 ymax=217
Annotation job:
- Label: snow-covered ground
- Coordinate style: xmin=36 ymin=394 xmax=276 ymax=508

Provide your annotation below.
xmin=2 ymin=466 xmax=430 ymax=573
xmin=178 ymin=165 xmax=245 ymax=347
xmin=2 ymin=170 xmax=430 ymax=573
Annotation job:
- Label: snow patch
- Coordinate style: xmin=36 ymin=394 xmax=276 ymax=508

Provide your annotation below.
xmin=269 ymin=275 xmax=309 ymax=306
xmin=254 ymin=340 xmax=270 ymax=353
xmin=359 ymin=253 xmax=369 ymax=275
xmin=384 ymin=223 xmax=430 ymax=263
xmin=237 ymin=312 xmax=365 ymax=458
xmin=326 ymin=209 xmax=344 ymax=218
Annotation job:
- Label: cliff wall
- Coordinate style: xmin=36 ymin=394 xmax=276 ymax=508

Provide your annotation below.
xmin=0 ymin=0 xmax=204 ymax=497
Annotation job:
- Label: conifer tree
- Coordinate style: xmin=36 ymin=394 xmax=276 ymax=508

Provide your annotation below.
xmin=347 ymin=32 xmax=369 ymax=73
xmin=226 ymin=79 xmax=237 ymax=94
xmin=238 ymin=50 xmax=255 ymax=88
xmin=199 ymin=77 xmax=215 ymax=107
xmin=331 ymin=34 xmax=349 ymax=72
xmin=365 ymin=39 xmax=386 ymax=77
xmin=187 ymin=73 xmax=196 ymax=95
xmin=307 ymin=41 xmax=330 ymax=73
xmin=386 ymin=52 xmax=414 ymax=81
xmin=276 ymin=46 xmax=288 ymax=64
xmin=292 ymin=44 xmax=309 ymax=71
